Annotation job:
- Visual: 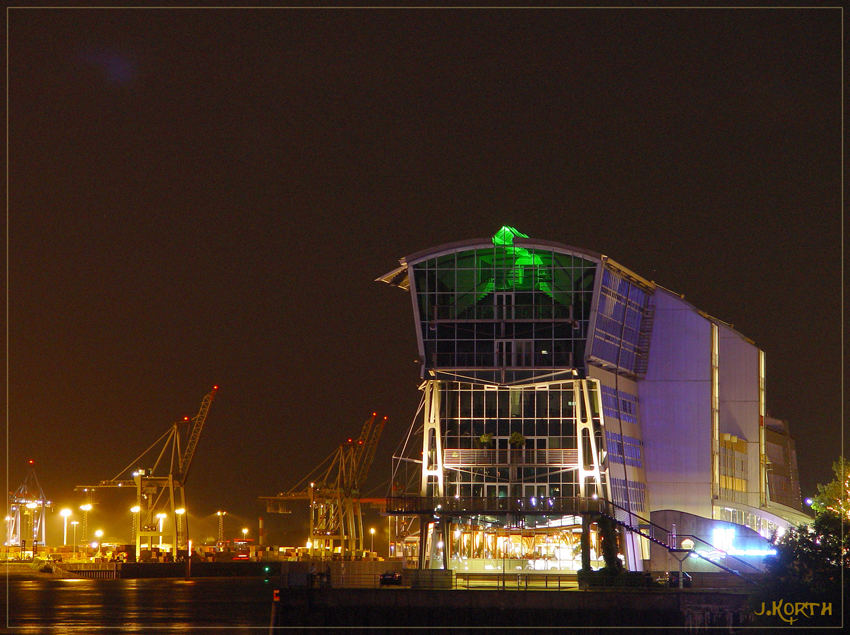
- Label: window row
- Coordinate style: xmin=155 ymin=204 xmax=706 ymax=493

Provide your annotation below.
xmin=609 ymin=478 xmax=647 ymax=511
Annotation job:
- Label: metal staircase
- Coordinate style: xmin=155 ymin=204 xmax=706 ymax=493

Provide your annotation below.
xmin=601 ymin=500 xmax=762 ymax=583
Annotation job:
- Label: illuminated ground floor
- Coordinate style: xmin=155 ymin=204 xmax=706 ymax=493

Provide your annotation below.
xmin=389 ymin=511 xmax=622 ymax=573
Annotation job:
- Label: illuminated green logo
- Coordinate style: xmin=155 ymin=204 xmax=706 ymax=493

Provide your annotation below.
xmin=491 ymin=225 xmax=529 ymax=246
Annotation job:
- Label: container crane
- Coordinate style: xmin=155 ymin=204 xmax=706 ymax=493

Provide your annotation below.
xmin=8 ymin=460 xmax=52 ymax=552
xmin=260 ymin=412 xmax=387 ymax=557
xmin=75 ymin=386 xmax=218 ymax=558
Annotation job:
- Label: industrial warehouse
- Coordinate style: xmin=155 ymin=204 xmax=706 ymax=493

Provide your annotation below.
xmin=376 ymin=226 xmax=809 ymax=576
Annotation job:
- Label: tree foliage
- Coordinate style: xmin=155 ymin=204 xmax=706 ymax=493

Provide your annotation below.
xmin=811 ymin=457 xmax=850 ymax=520
xmin=751 ymin=458 xmax=848 ymax=626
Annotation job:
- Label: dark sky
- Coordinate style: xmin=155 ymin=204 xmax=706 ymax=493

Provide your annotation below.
xmin=7 ymin=7 xmax=842 ymax=545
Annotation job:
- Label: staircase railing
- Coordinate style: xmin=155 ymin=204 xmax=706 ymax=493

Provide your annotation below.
xmin=601 ymin=499 xmax=762 ymax=582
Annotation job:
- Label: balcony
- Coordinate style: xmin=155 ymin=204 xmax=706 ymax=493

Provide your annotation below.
xmin=385 ymin=495 xmax=607 ymax=516
xmin=443 ymin=448 xmax=579 ymax=467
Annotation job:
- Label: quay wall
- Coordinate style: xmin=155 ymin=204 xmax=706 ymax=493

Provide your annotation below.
xmin=273 ymin=587 xmax=752 ymax=630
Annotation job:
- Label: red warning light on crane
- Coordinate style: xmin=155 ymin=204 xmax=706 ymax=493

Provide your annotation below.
xmin=213 ymin=385 xmax=219 ymax=391
xmin=184 ymin=416 xmax=190 ymax=421
xmin=28 ymin=459 xmax=34 ymax=465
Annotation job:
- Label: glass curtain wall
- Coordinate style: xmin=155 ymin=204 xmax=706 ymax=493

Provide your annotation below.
xmin=410 ymin=229 xmax=596 ymax=382
xmin=589 ymin=268 xmax=651 ymax=376
xmin=441 ymin=381 xmax=600 ymax=501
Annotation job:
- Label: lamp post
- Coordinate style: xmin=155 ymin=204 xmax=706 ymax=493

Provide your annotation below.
xmin=369 ymin=527 xmax=375 ymax=553
xmin=94 ymin=529 xmax=103 ymax=558
xmin=79 ymin=503 xmax=92 ymax=546
xmin=60 ymin=508 xmax=72 ymax=546
xmin=156 ymin=513 xmax=166 ymax=547
xmin=175 ymin=508 xmax=186 ymax=551
xmin=130 ymin=506 xmax=140 ymax=546
xmin=241 ymin=528 xmax=248 ymax=539
xmin=70 ymin=521 xmax=79 ymax=559
xmin=216 ymin=511 xmax=226 ymax=545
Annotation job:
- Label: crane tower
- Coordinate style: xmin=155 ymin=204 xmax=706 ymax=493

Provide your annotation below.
xmin=75 ymin=386 xmax=218 ymax=558
xmin=260 ymin=412 xmax=387 ymax=557
xmin=7 ymin=460 xmax=52 ymax=553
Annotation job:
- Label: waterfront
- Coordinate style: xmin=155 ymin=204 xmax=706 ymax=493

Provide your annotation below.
xmin=2 ymin=566 xmax=275 ymax=633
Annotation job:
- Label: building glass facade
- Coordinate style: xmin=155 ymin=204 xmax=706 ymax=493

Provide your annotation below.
xmin=411 ymin=227 xmax=596 ymax=384
xmin=380 ymin=226 xmax=807 ymax=574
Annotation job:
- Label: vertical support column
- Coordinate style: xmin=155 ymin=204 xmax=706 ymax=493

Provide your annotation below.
xmin=420 ymin=380 xmax=444 ymax=497
xmin=580 ymin=513 xmax=591 ymax=571
xmin=307 ymin=483 xmax=315 ymax=558
xmin=711 ymin=323 xmax=720 ymax=500
xmin=134 ymin=473 xmax=143 ymax=560
xmin=441 ymin=521 xmax=451 ymax=570
xmin=419 ymin=380 xmax=443 ymax=569
xmin=758 ymin=350 xmax=767 ymax=507
xmin=576 ymin=380 xmax=603 ymax=498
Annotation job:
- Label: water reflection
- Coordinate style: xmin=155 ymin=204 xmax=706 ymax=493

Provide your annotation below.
xmin=4 ymin=577 xmax=273 ymax=633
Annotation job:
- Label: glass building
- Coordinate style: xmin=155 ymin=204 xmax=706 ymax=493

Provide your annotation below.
xmin=379 ymin=227 xmax=808 ymax=573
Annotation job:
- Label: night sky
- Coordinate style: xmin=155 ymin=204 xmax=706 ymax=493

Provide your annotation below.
xmin=7 ymin=7 xmax=842 ymax=546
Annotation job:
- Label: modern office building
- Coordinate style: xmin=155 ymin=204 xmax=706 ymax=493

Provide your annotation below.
xmin=378 ymin=226 xmax=808 ymax=572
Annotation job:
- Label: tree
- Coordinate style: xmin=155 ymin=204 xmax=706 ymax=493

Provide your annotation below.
xmin=811 ymin=458 xmax=850 ymax=520
xmin=750 ymin=458 xmax=849 ymax=626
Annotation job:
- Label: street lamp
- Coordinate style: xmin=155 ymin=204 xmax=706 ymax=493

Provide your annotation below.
xmin=216 ymin=511 xmax=227 ymax=544
xmin=156 ymin=513 xmax=167 ymax=546
xmin=70 ymin=521 xmax=79 ymax=559
xmin=369 ymin=527 xmax=375 ymax=553
xmin=241 ymin=528 xmax=248 ymax=539
xmin=60 ymin=509 xmax=72 ymax=546
xmin=94 ymin=529 xmax=104 ymax=557
xmin=175 ymin=508 xmax=186 ymax=551
xmin=79 ymin=503 xmax=92 ymax=545
xmin=130 ymin=506 xmax=140 ymax=546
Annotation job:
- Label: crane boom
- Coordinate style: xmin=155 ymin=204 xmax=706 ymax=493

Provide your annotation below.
xmin=179 ymin=385 xmax=218 ymax=483
xmin=354 ymin=413 xmax=387 ymax=489
xmin=260 ymin=412 xmax=388 ymax=557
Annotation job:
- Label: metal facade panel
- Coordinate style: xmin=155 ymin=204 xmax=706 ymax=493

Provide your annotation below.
xmin=639 ymin=290 xmax=713 ymax=517
xmin=717 ymin=326 xmax=761 ymax=507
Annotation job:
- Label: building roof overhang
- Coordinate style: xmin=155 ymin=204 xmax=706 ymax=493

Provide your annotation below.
xmin=376 ymin=235 xmax=605 ymax=290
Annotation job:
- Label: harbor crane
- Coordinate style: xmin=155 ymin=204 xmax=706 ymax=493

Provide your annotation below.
xmin=8 ymin=460 xmax=52 ymax=552
xmin=260 ymin=412 xmax=387 ymax=557
xmin=75 ymin=386 xmax=218 ymax=558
